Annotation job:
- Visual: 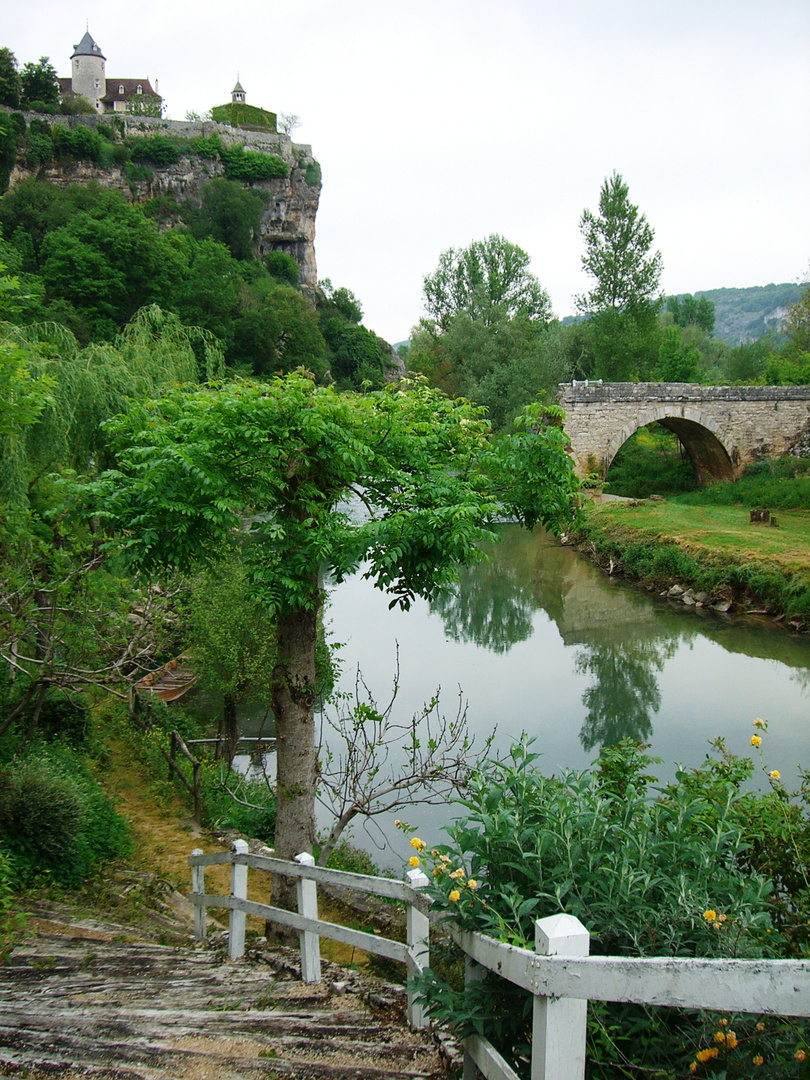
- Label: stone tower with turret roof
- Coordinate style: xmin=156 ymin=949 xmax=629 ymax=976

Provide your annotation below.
xmin=70 ymin=30 xmax=106 ymax=112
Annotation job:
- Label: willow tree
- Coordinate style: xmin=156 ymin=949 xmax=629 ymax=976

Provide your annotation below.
xmin=90 ymin=373 xmax=578 ymax=905
xmin=0 ymin=306 xmax=223 ymax=736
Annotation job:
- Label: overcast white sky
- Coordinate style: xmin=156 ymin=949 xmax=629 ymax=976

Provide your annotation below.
xmin=6 ymin=0 xmax=810 ymax=342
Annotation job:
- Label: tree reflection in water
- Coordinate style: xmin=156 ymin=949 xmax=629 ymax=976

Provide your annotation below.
xmin=429 ymin=524 xmax=680 ymax=753
xmin=575 ymin=636 xmax=677 ymax=751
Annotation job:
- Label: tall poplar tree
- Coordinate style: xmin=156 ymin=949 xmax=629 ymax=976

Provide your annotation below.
xmin=577 ymin=172 xmax=663 ymax=380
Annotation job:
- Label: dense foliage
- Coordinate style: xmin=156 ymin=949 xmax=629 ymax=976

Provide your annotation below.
xmin=409 ymin=737 xmax=809 ymax=1078
xmin=0 ymin=743 xmax=132 ymax=887
xmin=408 ymin=235 xmax=570 ymax=431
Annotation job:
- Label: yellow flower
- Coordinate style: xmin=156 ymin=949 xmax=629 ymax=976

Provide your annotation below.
xmin=718 ymin=914 xmax=728 ymax=922
xmin=796 ymin=1049 xmax=807 ymax=1062
xmin=449 ymin=889 xmax=461 ymax=902
xmin=756 ymin=1022 xmax=765 ymax=1032
xmin=715 ymin=1032 xmax=726 ymax=1044
xmin=751 ymin=734 xmax=762 ymax=747
xmin=704 ymin=910 xmax=717 ymax=922
xmin=697 ymin=1048 xmax=719 ymax=1062
xmin=726 ymin=1035 xmax=738 ymax=1049
xmin=754 ymin=717 xmax=765 ymax=728
xmin=753 ymin=1055 xmax=764 ymax=1066
xmin=769 ymin=770 xmax=781 ymax=781
xmin=689 ymin=1063 xmax=697 ymax=1073
xmin=409 ymin=856 xmax=421 ymax=868
xmin=410 ymin=837 xmax=426 ymax=851
xmin=449 ymin=868 xmax=465 ymax=880
xmin=468 ymin=879 xmax=478 ymax=890
xmin=718 ymin=1019 xmax=729 ymax=1027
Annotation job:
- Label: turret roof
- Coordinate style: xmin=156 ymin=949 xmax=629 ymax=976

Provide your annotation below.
xmin=72 ymin=30 xmax=105 ymax=60
xmin=232 ymin=79 xmax=245 ymax=93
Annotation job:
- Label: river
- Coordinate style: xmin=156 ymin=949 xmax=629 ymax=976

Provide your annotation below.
xmin=228 ymin=525 xmax=810 ymax=868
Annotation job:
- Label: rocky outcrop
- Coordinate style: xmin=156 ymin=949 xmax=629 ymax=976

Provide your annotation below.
xmin=8 ymin=112 xmax=321 ymax=286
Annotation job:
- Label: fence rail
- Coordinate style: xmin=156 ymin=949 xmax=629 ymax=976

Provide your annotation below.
xmin=189 ymin=844 xmax=810 ymax=1080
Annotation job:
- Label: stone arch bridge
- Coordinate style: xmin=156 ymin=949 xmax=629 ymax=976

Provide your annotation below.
xmin=558 ymin=382 xmax=810 ymax=482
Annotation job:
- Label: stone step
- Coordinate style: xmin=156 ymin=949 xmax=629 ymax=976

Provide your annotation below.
xmin=0 ymin=932 xmax=447 ymax=1080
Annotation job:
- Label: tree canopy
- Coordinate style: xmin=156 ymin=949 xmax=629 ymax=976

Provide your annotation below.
xmin=423 ymin=234 xmax=552 ymax=330
xmin=576 ymin=172 xmax=663 ymax=380
xmin=87 ymin=373 xmax=579 ymax=903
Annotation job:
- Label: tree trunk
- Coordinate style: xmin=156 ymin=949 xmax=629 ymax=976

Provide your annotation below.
xmin=267 ymin=592 xmax=319 ymax=931
xmin=223 ymin=693 xmax=241 ymax=766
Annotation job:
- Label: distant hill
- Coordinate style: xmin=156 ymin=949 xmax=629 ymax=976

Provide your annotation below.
xmin=681 ymin=283 xmax=805 ymax=344
xmin=561 ymin=283 xmax=805 ymax=343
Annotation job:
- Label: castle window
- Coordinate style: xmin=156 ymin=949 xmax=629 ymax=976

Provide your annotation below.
xmin=136 ymin=84 xmax=142 ymax=94
xmin=119 ymin=84 xmax=124 ymax=94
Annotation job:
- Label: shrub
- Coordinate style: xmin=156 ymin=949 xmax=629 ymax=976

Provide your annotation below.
xmin=219 ymin=145 xmax=287 ymax=181
xmin=0 ymin=850 xmax=24 ymax=964
xmin=264 ymin=250 xmax=300 ymax=286
xmin=408 ymin=738 xmax=807 ymax=1079
xmin=304 ymin=162 xmax=321 ymax=186
xmin=128 ymin=134 xmax=181 ymax=167
xmin=192 ymin=133 xmax=221 ymax=159
xmin=52 ymin=124 xmax=107 ymax=164
xmin=0 ymin=749 xmax=131 ymax=887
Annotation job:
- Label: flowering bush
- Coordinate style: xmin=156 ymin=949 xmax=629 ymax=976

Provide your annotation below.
xmin=405 ymin=735 xmax=809 ymax=1079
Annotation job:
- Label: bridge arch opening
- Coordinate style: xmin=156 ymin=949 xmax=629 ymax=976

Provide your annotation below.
xmin=605 ymin=416 xmax=735 ymax=489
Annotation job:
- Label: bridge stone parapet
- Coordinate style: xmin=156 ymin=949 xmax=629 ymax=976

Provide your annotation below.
xmin=558 ymin=382 xmax=810 ymax=482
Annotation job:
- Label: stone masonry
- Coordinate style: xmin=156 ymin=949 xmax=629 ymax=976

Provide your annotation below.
xmin=558 ymin=382 xmax=810 ymax=482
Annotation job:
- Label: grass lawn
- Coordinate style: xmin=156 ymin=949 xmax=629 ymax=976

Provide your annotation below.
xmin=588 ymin=501 xmax=810 ymax=581
xmin=576 ymin=499 xmax=810 ymax=622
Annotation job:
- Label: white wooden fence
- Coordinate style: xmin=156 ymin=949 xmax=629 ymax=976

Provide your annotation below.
xmin=189 ymin=843 xmax=810 ymax=1080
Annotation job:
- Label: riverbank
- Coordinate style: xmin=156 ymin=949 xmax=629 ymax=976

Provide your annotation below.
xmin=571 ymin=498 xmax=810 ymax=631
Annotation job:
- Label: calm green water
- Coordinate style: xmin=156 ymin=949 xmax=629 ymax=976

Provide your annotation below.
xmin=232 ymin=525 xmax=810 ymax=866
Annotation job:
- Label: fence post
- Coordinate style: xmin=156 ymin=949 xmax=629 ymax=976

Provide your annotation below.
xmin=462 ymin=955 xmax=489 ymax=1080
xmin=532 ymin=913 xmax=590 ymax=1080
xmin=295 ymin=852 xmax=322 ymax=983
xmin=192 ymin=760 xmax=202 ymax=825
xmin=229 ymin=838 xmax=249 ymax=961
xmin=405 ymin=867 xmax=430 ymax=1029
xmin=191 ymin=847 xmax=206 ymax=941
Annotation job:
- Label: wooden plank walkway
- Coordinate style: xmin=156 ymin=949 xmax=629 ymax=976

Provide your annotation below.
xmin=0 ymin=925 xmax=449 ymax=1080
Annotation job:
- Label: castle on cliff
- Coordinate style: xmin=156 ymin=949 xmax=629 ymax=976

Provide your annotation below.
xmin=58 ymin=30 xmax=159 ymax=115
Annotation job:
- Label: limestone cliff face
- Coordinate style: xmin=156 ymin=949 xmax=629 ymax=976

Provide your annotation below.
xmin=8 ymin=113 xmax=321 ymax=285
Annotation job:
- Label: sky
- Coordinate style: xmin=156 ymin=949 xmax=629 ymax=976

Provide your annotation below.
xmin=5 ymin=0 xmax=810 ymax=343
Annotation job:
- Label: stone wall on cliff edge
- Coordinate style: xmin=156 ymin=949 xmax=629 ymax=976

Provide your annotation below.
xmin=7 ymin=112 xmax=321 ymax=286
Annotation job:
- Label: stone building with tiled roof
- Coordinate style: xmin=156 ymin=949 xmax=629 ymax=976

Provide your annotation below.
xmin=58 ymin=30 xmax=160 ymax=114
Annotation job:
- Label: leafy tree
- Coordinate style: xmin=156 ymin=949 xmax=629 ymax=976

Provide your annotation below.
xmin=191 ymin=178 xmax=265 ymax=261
xmin=410 ymin=315 xmax=571 ymax=431
xmin=38 ymin=199 xmax=185 ymax=341
xmin=264 ymin=250 xmax=300 ymax=286
xmin=184 ymin=550 xmax=277 ymax=764
xmin=319 ymin=279 xmax=363 ymax=324
xmin=577 ymin=171 xmax=663 ymax=380
xmin=19 ymin=57 xmax=59 ymax=108
xmin=783 ymin=285 xmax=810 ymax=358
xmin=411 ymin=237 xmax=563 ymax=428
xmin=656 ymin=325 xmax=701 ymax=381
xmin=232 ymin=285 xmax=326 ymax=378
xmin=666 ymin=293 xmax=715 ymax=335
xmin=0 ymin=48 xmax=21 ymax=110
xmin=88 ymin=375 xmax=579 ymax=909
xmin=423 ymin=234 xmax=552 ymax=330
xmin=0 ymin=307 xmax=219 ymax=738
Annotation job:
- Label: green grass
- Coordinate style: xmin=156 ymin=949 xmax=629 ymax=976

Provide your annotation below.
xmin=576 ymin=499 xmax=810 ymax=621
